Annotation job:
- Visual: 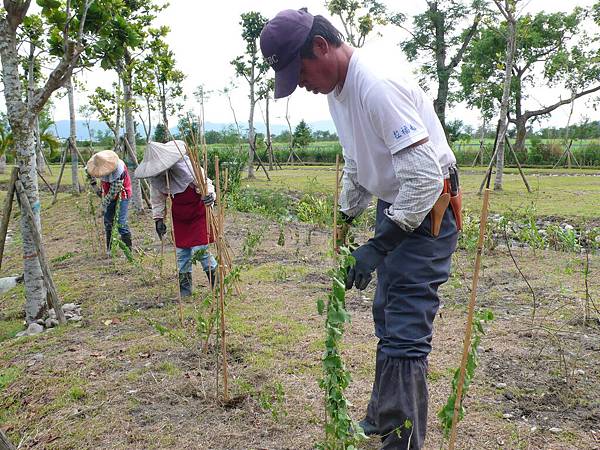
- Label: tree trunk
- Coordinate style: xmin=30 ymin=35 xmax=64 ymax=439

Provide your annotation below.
xmin=66 ymin=79 xmax=80 ymax=194
xmin=0 ymin=153 xmax=6 ymax=174
xmin=27 ymin=43 xmax=46 ymax=175
xmin=34 ymin=115 xmax=46 ymax=173
xmin=122 ymin=54 xmax=144 ymax=211
xmin=86 ymin=120 xmax=94 ymax=150
xmin=14 ymin=126 xmax=48 ymax=323
xmin=265 ymin=95 xmax=273 ymax=170
xmin=493 ymin=10 xmax=517 ymax=191
xmin=247 ymin=75 xmax=256 ymax=179
xmin=1 ymin=17 xmax=48 ymax=323
xmin=514 ymin=117 xmax=527 ymax=154
xmin=285 ymin=98 xmax=294 ymax=165
xmin=434 ymin=72 xmax=450 ymax=137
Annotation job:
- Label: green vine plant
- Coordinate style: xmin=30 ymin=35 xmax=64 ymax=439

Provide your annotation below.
xmin=316 ymin=247 xmax=366 ymax=450
xmin=196 ymin=265 xmax=241 ymax=347
xmin=438 ymin=309 xmax=494 ymax=439
xmin=242 ymin=229 xmax=264 ymax=258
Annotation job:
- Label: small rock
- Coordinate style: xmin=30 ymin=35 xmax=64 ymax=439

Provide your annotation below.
xmin=549 ymin=427 xmax=562 ymax=434
xmin=530 ymin=426 xmax=538 ymax=433
xmin=496 ymin=382 xmax=507 ymax=389
xmin=49 ymin=309 xmax=56 ymax=318
xmin=25 ymin=323 xmax=44 ymax=335
xmin=62 ymin=303 xmax=78 ymax=312
xmin=504 ymin=391 xmax=515 ymax=401
xmin=68 ymin=315 xmax=82 ymax=322
xmin=503 ymin=413 xmax=514 ymax=420
xmin=35 ymin=319 xmax=45 ymax=326
xmin=15 ymin=330 xmax=27 ymax=337
xmin=573 ymin=369 xmax=585 ymax=376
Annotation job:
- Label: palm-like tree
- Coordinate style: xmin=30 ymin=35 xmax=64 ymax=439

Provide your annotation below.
xmin=38 ymin=112 xmax=60 ymax=162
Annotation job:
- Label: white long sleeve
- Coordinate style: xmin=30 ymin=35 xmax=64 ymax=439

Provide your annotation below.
xmin=338 ymin=153 xmax=373 ymax=219
xmin=385 ymin=141 xmax=444 ymax=232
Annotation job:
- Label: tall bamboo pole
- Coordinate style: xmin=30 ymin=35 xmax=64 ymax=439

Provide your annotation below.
xmin=333 ymin=154 xmax=340 ymax=255
xmin=215 ymin=157 xmax=229 ymax=402
xmin=448 ymin=181 xmax=492 ymax=450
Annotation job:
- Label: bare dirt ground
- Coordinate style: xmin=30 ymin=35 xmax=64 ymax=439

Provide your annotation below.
xmin=1 ymin=193 xmax=599 ymax=449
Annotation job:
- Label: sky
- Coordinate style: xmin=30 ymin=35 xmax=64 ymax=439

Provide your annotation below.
xmin=3 ymin=0 xmax=599 ymax=132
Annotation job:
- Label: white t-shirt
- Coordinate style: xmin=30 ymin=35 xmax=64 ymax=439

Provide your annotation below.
xmin=328 ymin=51 xmax=456 ymax=204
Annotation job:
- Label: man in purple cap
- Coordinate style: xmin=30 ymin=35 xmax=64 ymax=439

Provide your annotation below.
xmin=261 ymin=8 xmax=462 ymax=450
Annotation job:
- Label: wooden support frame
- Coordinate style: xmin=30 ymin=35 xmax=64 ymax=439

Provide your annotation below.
xmin=14 ymin=180 xmax=67 ymax=324
xmin=0 ymin=429 xmax=16 ymax=450
xmin=0 ymin=167 xmax=18 ymax=271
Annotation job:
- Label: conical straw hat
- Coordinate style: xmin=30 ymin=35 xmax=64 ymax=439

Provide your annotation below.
xmin=86 ymin=150 xmax=119 ymax=177
xmin=134 ymin=140 xmax=188 ymax=179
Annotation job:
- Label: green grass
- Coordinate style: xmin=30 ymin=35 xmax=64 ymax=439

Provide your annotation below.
xmin=0 ymin=320 xmax=23 ymax=343
xmin=244 ymin=165 xmax=600 ymax=220
xmin=0 ymin=366 xmax=22 ymax=391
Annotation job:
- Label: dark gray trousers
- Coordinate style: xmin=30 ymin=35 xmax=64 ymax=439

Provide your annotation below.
xmin=365 ymin=199 xmax=458 ymax=449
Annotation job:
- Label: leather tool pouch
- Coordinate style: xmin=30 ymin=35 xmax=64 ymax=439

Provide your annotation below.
xmin=449 ymin=189 xmax=463 ymax=231
xmin=430 ymin=193 xmax=450 ymax=237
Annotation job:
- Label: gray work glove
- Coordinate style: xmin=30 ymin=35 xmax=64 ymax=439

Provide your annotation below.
xmin=202 ymin=192 xmax=215 ymax=207
xmin=155 ymin=219 xmax=167 ymax=239
xmin=346 ymin=216 xmax=406 ymax=291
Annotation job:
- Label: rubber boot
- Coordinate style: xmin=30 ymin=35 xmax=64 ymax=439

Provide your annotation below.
xmin=105 ymin=228 xmax=112 ymax=256
xmin=204 ymin=267 xmax=218 ymax=289
xmin=178 ymin=272 xmax=192 ymax=297
xmin=120 ymin=232 xmax=132 ymax=250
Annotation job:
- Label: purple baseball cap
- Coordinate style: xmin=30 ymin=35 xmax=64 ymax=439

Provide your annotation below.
xmin=260 ymin=9 xmax=314 ymax=99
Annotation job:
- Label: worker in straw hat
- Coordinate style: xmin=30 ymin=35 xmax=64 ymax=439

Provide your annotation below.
xmin=135 ymin=140 xmax=218 ymax=297
xmin=86 ymin=150 xmax=133 ymax=253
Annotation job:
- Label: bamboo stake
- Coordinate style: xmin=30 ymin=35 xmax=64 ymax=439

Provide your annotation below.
xmin=0 ymin=428 xmax=16 ymax=450
xmin=214 ymin=157 xmax=229 ymax=402
xmin=161 ymin=132 xmax=241 ymax=346
xmin=14 ymin=180 xmax=67 ymax=324
xmin=166 ymin=136 xmax=240 ymax=296
xmin=0 ymin=167 xmax=18 ymax=271
xmin=504 ymin=136 xmax=531 ymax=193
xmin=36 ymin=168 xmax=55 ymax=195
xmin=333 ymin=154 xmax=340 ymax=255
xmin=51 ymin=142 xmax=69 ymax=204
xmin=123 ymin=137 xmax=152 ymax=208
xmin=165 ymin=172 xmax=184 ymax=326
xmin=448 ymin=186 xmax=492 ymax=450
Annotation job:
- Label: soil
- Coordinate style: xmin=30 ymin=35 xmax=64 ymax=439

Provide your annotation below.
xmin=0 ymin=194 xmax=599 ymax=449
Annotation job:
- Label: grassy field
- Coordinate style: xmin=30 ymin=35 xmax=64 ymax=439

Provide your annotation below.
xmin=1 ymin=163 xmax=598 ymax=221
xmin=0 ymin=186 xmax=598 ymax=449
xmin=244 ymin=165 xmax=600 ymax=221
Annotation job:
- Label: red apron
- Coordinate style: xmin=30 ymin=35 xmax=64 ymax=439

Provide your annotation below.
xmin=170 ymin=185 xmax=214 ymax=248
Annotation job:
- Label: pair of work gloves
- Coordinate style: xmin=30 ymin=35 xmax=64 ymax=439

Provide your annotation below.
xmin=155 ymin=192 xmax=215 ymax=239
xmin=339 ymin=211 xmax=406 ymax=291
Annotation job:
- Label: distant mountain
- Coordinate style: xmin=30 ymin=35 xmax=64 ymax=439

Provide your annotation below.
xmin=51 ymin=119 xmax=337 ymax=140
